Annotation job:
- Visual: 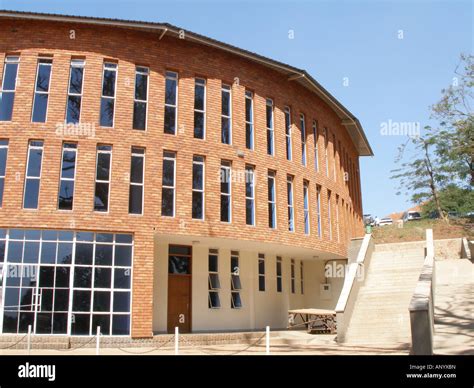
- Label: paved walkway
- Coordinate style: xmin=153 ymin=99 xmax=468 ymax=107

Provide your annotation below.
xmin=433 ymin=259 xmax=474 ymax=355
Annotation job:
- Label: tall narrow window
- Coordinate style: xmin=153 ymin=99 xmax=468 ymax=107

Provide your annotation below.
xmin=193 ymin=78 xmax=206 ymax=139
xmin=287 ymin=175 xmax=294 ymax=232
xmin=300 ymin=261 xmax=304 ymax=294
xmin=336 ymin=194 xmax=341 ymax=242
xmin=266 ymin=98 xmax=274 ymax=155
xmin=316 ymin=185 xmax=322 ymax=238
xmin=129 ymin=147 xmax=145 ymax=215
xmin=66 ymin=59 xmax=85 ymax=124
xmin=23 ymin=140 xmax=44 ymax=209
xmin=303 ymin=181 xmax=310 ymax=235
xmin=285 ymin=107 xmax=292 ymax=160
xmin=192 ymin=155 xmax=205 ymax=219
xmin=32 ymin=58 xmax=52 ymax=123
xmin=0 ymin=56 xmax=20 ymax=121
xmin=100 ymin=62 xmax=117 ymax=127
xmin=313 ymin=120 xmax=319 ymax=172
xmin=164 ymin=71 xmax=178 ymax=135
xmin=58 ymin=142 xmax=77 ymax=210
xmin=276 ymin=256 xmax=282 ymax=293
xmin=290 ymin=259 xmax=295 ymax=294
xmin=324 ymin=127 xmax=329 ymax=177
xmin=258 ymin=253 xmax=265 ymax=291
xmin=245 ymin=91 xmax=253 ymax=149
xmin=221 ymin=84 xmax=232 ymax=144
xmin=231 ymin=251 xmax=242 ymax=308
xmin=245 ymin=165 xmax=255 ymax=226
xmin=94 ymin=145 xmax=112 ymax=212
xmin=300 ymin=114 xmax=307 ymax=166
xmin=333 ymin=134 xmax=337 ymax=181
xmin=161 ymin=151 xmax=176 ymax=217
xmin=208 ymin=249 xmax=221 ymax=308
xmin=220 ymin=161 xmax=231 ymax=222
xmin=0 ymin=140 xmax=9 ymax=206
xmin=268 ymin=170 xmax=276 ymax=229
xmin=328 ymin=190 xmax=333 ymax=240
xmin=133 ymin=66 xmax=148 ymax=130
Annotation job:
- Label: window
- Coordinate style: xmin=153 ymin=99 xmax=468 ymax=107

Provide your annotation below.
xmin=231 ymin=251 xmax=242 ymax=308
xmin=245 ymin=165 xmax=255 ymax=226
xmin=32 ymin=58 xmax=52 ymax=123
xmin=313 ymin=120 xmax=319 ymax=172
xmin=316 ymin=185 xmax=322 ymax=238
xmin=129 ymin=147 xmax=145 ymax=215
xmin=0 ymin=56 xmax=20 ymax=121
xmin=100 ymin=62 xmax=117 ymax=127
xmin=276 ymin=256 xmax=282 ymax=293
xmin=303 ymin=181 xmax=310 ymax=235
xmin=300 ymin=114 xmax=307 ymax=166
xmin=94 ymin=145 xmax=112 ymax=212
xmin=133 ymin=66 xmax=148 ymax=130
xmin=220 ymin=161 xmax=231 ymax=222
xmin=58 ymin=142 xmax=77 ymax=211
xmin=333 ymin=134 xmax=337 ymax=181
xmin=300 ymin=261 xmax=304 ymax=294
xmin=0 ymin=230 xmax=133 ymax=335
xmin=268 ymin=170 xmax=276 ymax=229
xmin=23 ymin=140 xmax=44 ymax=209
xmin=266 ymin=99 xmax=274 ymax=155
xmin=287 ymin=175 xmax=294 ymax=232
xmin=324 ymin=127 xmax=329 ymax=177
xmin=258 ymin=253 xmax=265 ymax=291
xmin=221 ymin=84 xmax=232 ymax=144
xmin=0 ymin=140 xmax=8 ymax=207
xmin=284 ymin=107 xmax=292 ymax=161
xmin=192 ymin=155 xmax=205 ymax=220
xmin=245 ymin=91 xmax=254 ymax=149
xmin=164 ymin=71 xmax=178 ymax=135
xmin=336 ymin=194 xmax=340 ymax=243
xmin=208 ymin=249 xmax=220 ymax=308
xmin=66 ymin=59 xmax=85 ymax=124
xmin=290 ymin=259 xmax=295 ymax=294
xmin=328 ymin=190 xmax=333 ymax=240
xmin=161 ymin=151 xmax=176 ymax=217
xmin=193 ymin=78 xmax=206 ymax=139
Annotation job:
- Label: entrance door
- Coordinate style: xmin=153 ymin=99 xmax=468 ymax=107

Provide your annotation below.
xmin=167 ymin=245 xmax=192 ymax=333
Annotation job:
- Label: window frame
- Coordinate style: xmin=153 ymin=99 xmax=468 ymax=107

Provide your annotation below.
xmin=0 ymin=139 xmax=9 ymax=207
xmin=284 ymin=107 xmax=292 ymax=161
xmin=161 ymin=151 xmax=176 ymax=217
xmin=258 ymin=253 xmax=265 ymax=292
xmin=65 ymin=59 xmax=85 ymax=124
xmin=276 ymin=256 xmax=282 ymax=293
xmin=221 ymin=84 xmax=232 ymax=145
xmin=0 ymin=55 xmax=20 ymax=122
xmin=99 ymin=62 xmax=118 ymax=128
xmin=31 ymin=58 xmax=53 ymax=123
xmin=193 ymin=78 xmax=206 ymax=139
xmin=220 ymin=161 xmax=232 ymax=223
xmin=245 ymin=165 xmax=255 ymax=226
xmin=94 ymin=145 xmax=113 ymax=213
xmin=300 ymin=113 xmax=307 ymax=166
xmin=128 ymin=147 xmax=145 ymax=215
xmin=287 ymin=175 xmax=295 ymax=232
xmin=312 ymin=120 xmax=319 ymax=172
xmin=231 ymin=251 xmax=242 ymax=309
xmin=192 ymin=155 xmax=205 ymax=220
xmin=57 ymin=142 xmax=78 ymax=211
xmin=245 ymin=90 xmax=254 ymax=150
xmin=266 ymin=98 xmax=274 ymax=156
xmin=290 ymin=259 xmax=295 ymax=294
xmin=23 ymin=140 xmax=44 ymax=210
xmin=208 ymin=249 xmax=220 ymax=309
xmin=164 ymin=71 xmax=178 ymax=135
xmin=303 ymin=181 xmax=310 ymax=235
xmin=132 ymin=65 xmax=149 ymax=131
xmin=267 ymin=170 xmax=277 ymax=229
xmin=316 ymin=184 xmax=322 ymax=238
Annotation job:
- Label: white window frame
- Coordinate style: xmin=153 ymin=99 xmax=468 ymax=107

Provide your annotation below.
xmin=0 ymin=56 xmax=20 ymax=122
xmin=58 ymin=142 xmax=77 ymax=211
xmin=94 ymin=145 xmax=112 ymax=213
xmin=258 ymin=253 xmax=265 ymax=292
xmin=312 ymin=120 xmax=319 ymax=172
xmin=192 ymin=155 xmax=205 ymax=220
xmin=164 ymin=71 xmax=178 ymax=135
xmin=276 ymin=256 xmax=282 ymax=293
xmin=99 ymin=62 xmax=118 ymax=128
xmin=300 ymin=261 xmax=304 ymax=294
xmin=32 ymin=58 xmax=53 ymax=123
xmin=284 ymin=107 xmax=292 ymax=161
xmin=290 ymin=259 xmax=295 ymax=294
xmin=129 ymin=147 xmax=145 ymax=215
xmin=328 ymin=190 xmax=333 ymax=240
xmin=133 ymin=65 xmax=149 ymax=130
xmin=231 ymin=251 xmax=242 ymax=309
xmin=23 ymin=140 xmax=44 ymax=210
xmin=266 ymin=98 xmax=274 ymax=156
xmin=333 ymin=134 xmax=337 ymax=182
xmin=268 ymin=170 xmax=277 ymax=229
xmin=324 ymin=127 xmax=329 ymax=177
xmin=194 ymin=78 xmax=206 ymax=139
xmin=316 ymin=185 xmax=322 ymax=238
xmin=0 ymin=140 xmax=9 ymax=207
xmin=336 ymin=194 xmax=340 ymax=243
xmin=220 ymin=161 xmax=232 ymax=223
xmin=245 ymin=90 xmax=254 ymax=150
xmin=65 ymin=59 xmax=85 ymax=124
xmin=221 ymin=84 xmax=232 ymax=145
xmin=208 ymin=249 xmax=221 ymax=309
xmin=300 ymin=114 xmax=307 ymax=166
xmin=287 ymin=175 xmax=294 ymax=232
xmin=161 ymin=151 xmax=176 ymax=217
xmin=245 ymin=165 xmax=255 ymax=226
xmin=303 ymin=181 xmax=310 ymax=235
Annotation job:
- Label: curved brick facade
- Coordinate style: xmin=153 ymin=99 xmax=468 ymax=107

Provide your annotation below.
xmin=0 ymin=15 xmax=366 ymax=337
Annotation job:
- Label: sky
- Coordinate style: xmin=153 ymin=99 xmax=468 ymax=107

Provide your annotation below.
xmin=1 ymin=0 xmax=472 ymax=217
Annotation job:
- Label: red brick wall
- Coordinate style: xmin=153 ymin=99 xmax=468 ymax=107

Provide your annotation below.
xmin=0 ymin=19 xmax=365 ymax=337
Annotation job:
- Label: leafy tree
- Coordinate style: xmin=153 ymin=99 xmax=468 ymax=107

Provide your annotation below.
xmin=421 ymin=184 xmax=474 ymax=216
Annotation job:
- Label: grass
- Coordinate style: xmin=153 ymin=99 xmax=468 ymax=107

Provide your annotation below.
xmin=371 ymin=218 xmax=473 ymax=244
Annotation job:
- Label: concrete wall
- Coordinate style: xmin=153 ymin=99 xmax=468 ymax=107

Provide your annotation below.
xmin=434 ymin=238 xmax=462 ymax=260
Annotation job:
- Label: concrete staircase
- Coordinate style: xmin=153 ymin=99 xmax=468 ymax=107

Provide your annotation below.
xmin=343 ymin=240 xmax=426 ymax=346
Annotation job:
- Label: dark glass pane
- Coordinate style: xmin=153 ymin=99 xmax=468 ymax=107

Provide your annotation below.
xmin=69 ymin=66 xmax=84 ymax=94
xmin=209 ymin=292 xmax=220 ymax=308
xmin=133 ymin=101 xmax=146 ymax=130
xmin=24 ymin=229 xmax=40 ymax=240
xmin=165 ymin=77 xmax=177 ymax=105
xmin=246 ymin=199 xmax=254 ymax=225
xmin=0 ymin=240 xmax=5 ymax=262
xmin=66 ymin=95 xmax=81 ymax=124
xmin=4 ymin=287 xmax=20 ymax=309
xmin=93 ymin=291 xmax=110 ymax=312
xmin=100 ymin=98 xmax=114 ymax=127
xmin=32 ymin=93 xmax=48 ymax=123
xmin=259 ymin=276 xmax=265 ymax=291
xmin=112 ymin=315 xmax=130 ymax=335
xmin=73 ymin=290 xmax=91 ymax=312
xmin=114 ymin=268 xmax=131 ymax=289
xmin=277 ymin=277 xmax=282 ymax=292
xmin=113 ymin=292 xmax=130 ymax=313
xmin=168 ymin=256 xmax=190 ymax=274
xmin=94 ymin=182 xmax=109 ymax=212
xmin=162 ymin=159 xmax=175 ymax=186
xmin=58 ymin=180 xmax=74 ymax=210
xmin=135 ymin=73 xmax=148 ymax=100
xmin=7 ymin=241 xmax=23 ymax=263
xmin=194 ymin=111 xmax=204 ymax=138
xmin=18 ymin=312 xmax=34 ymax=333
xmin=5 ymin=266 xmax=21 ymax=286
xmin=168 ymin=246 xmax=191 ymax=255
xmin=221 ymin=91 xmax=230 ymax=116
xmin=18 ymin=287 xmax=33 ymax=309
xmin=246 ymin=123 xmax=253 ymax=149
xmin=39 ymin=266 xmax=54 ymax=287
xmin=245 ymin=175 xmax=253 ymax=197
xmin=266 ymin=105 xmax=273 ymax=128
xmin=115 ymin=234 xmax=132 ymax=244
xmin=114 ymin=245 xmax=132 ymax=267
xmin=220 ymin=173 xmax=229 ymax=194
xmin=267 ymin=130 xmax=274 ymax=155
xmin=61 ymin=149 xmax=76 ymax=179
xmin=94 ymin=267 xmax=111 ymax=288
xmin=40 ymin=288 xmax=53 ymax=311
xmin=24 ymin=179 xmax=40 ymax=209
xmin=102 ymin=69 xmax=116 ymax=97
xmin=75 ymin=243 xmax=93 ymax=265
xmin=0 ymin=147 xmax=7 ymax=175
xmin=192 ymin=191 xmax=203 ymax=219
xmin=95 ymin=244 xmax=113 ymax=266
xmin=57 ymin=243 xmax=72 ymax=264
xmin=220 ymin=195 xmax=230 ymax=222
xmin=21 ymin=266 xmax=37 ymax=287
xmin=74 ymin=267 xmax=92 ymax=288
xmin=54 ymin=289 xmax=69 ymax=312
xmin=161 ymin=188 xmax=174 ymax=216
xmin=221 ymin=117 xmax=230 ymax=144
xmin=130 ymin=155 xmax=144 ymax=184
xmin=209 ymin=273 xmax=220 ymax=289
xmin=268 ymin=204 xmax=275 ymax=228
xmin=0 ymin=92 xmax=15 ymax=121
xmin=129 ymin=185 xmax=143 ymax=214
xmin=245 ymin=98 xmax=252 ymax=122
xmin=268 ymin=178 xmax=274 ymax=201
xmin=259 ymin=260 xmax=265 ymax=274
xmin=192 ymin=163 xmax=203 ymax=190
xmin=36 ymin=63 xmax=51 ymax=92
xmin=208 ymin=255 xmax=218 ymax=272
xmin=55 ymin=266 xmax=70 ymax=287
xmin=231 ymin=274 xmax=242 ymax=290
xmin=92 ymin=314 xmax=110 ymax=335
xmin=232 ymin=292 xmax=242 ymax=308
xmin=164 ymin=106 xmax=176 ymax=134
xmin=194 ymin=84 xmax=204 ymax=110
xmin=96 ymin=153 xmax=111 ymax=181
xmin=53 ymin=313 xmax=68 ymax=334
xmin=42 ymin=230 xmax=58 ymax=240
xmin=36 ymin=313 xmax=52 ymax=334
xmin=3 ymin=63 xmax=18 ymax=90
xmin=2 ymin=311 xmax=19 ymax=333
xmin=27 ymin=148 xmax=43 ymax=177
xmin=96 ymin=233 xmax=113 ymax=243
xmin=71 ymin=313 xmax=90 ymax=335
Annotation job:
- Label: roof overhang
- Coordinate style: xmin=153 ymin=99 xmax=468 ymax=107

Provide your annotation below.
xmin=0 ymin=10 xmax=373 ymax=156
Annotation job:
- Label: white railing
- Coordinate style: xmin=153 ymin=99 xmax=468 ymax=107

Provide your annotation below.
xmin=335 ymin=233 xmax=374 ymax=342
xmin=409 ymin=229 xmax=436 ymax=355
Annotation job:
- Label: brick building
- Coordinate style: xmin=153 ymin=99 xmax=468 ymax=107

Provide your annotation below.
xmin=0 ymin=11 xmax=373 ymax=338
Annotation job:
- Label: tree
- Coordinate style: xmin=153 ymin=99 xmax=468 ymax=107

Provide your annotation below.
xmin=422 ymin=184 xmax=474 ymax=217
